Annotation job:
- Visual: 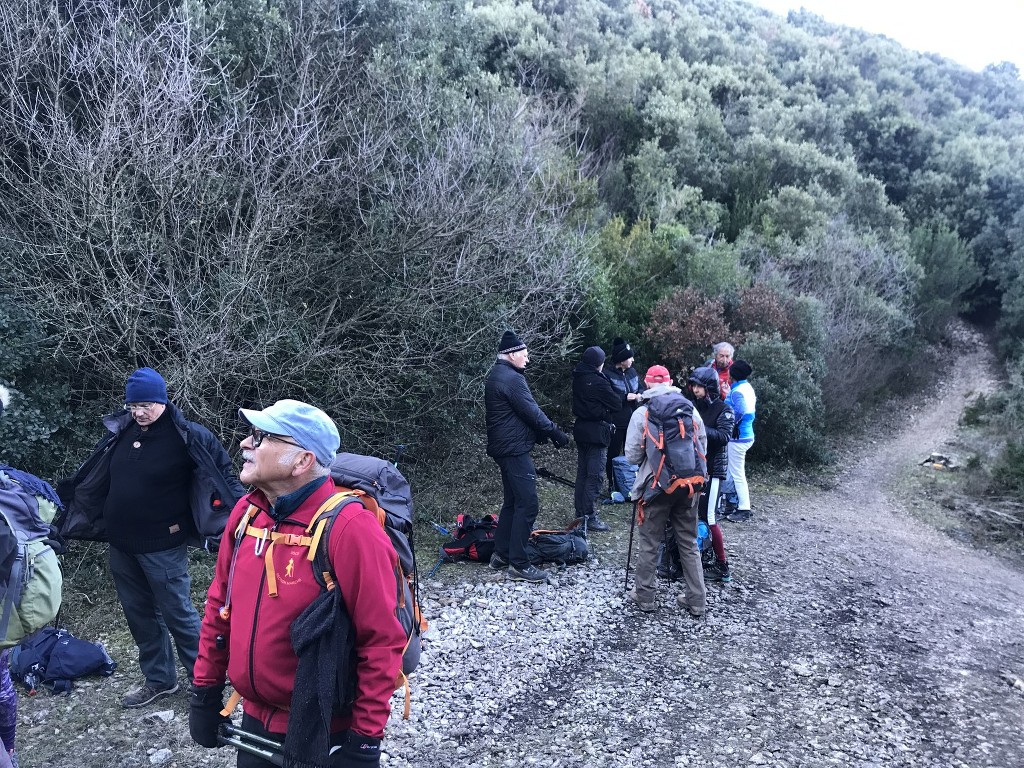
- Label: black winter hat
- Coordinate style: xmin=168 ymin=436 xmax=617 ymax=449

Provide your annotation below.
xmin=730 ymin=359 xmax=753 ymax=382
xmin=582 ymin=346 xmax=606 ymax=368
xmin=499 ymin=330 xmax=527 ymax=354
xmin=611 ymin=338 xmax=634 ymax=364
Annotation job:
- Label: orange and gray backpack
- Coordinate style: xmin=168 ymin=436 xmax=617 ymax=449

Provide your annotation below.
xmin=641 ymin=392 xmax=707 ymax=506
xmin=219 ymin=452 xmax=425 ymax=719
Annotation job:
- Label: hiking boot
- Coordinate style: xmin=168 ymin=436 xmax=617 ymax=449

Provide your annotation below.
xmin=508 ymin=564 xmax=550 ymax=583
xmin=706 ymin=563 xmax=733 ymax=583
xmin=122 ymin=682 xmax=179 ymax=708
xmin=586 ymin=514 xmax=610 ymax=532
xmin=726 ymin=509 xmax=753 ymax=523
xmin=676 ymin=595 xmax=705 ymax=617
xmin=627 ymin=589 xmax=657 ymax=613
xmin=488 ymin=552 xmax=510 ymax=570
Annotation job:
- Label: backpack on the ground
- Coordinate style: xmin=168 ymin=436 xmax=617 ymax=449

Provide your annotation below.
xmin=0 ymin=468 xmax=64 ymax=649
xmin=440 ymin=514 xmax=498 ymax=563
xmin=641 ymin=393 xmax=707 ymax=504
xmin=657 ymin=519 xmax=714 ymax=580
xmin=611 ymin=455 xmax=638 ymax=499
xmin=10 ymin=626 xmax=116 ymax=694
xmin=525 ymin=529 xmax=589 ymax=566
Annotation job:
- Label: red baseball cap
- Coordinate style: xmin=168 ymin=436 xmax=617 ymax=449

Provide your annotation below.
xmin=644 ymin=365 xmax=671 ymax=384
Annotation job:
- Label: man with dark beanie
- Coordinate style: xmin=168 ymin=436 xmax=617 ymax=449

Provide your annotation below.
xmin=571 ymin=346 xmax=623 ymax=531
xmin=58 ymin=367 xmax=244 ymax=708
xmin=605 ymin=339 xmax=643 ymax=494
xmin=485 ymin=331 xmax=570 ymax=583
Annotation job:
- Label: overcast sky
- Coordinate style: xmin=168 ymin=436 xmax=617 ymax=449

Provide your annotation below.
xmin=745 ymin=0 xmax=1024 ymax=72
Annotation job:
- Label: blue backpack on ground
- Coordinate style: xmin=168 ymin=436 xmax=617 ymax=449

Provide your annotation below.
xmin=611 ymin=456 xmax=638 ymax=501
xmin=10 ymin=627 xmax=116 ymax=694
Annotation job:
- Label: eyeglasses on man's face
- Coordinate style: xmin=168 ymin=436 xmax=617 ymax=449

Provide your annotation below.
xmin=124 ymin=402 xmax=159 ymax=412
xmin=249 ymin=428 xmax=302 ymax=449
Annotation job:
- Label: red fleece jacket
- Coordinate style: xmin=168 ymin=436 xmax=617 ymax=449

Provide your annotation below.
xmin=193 ymin=478 xmax=406 ymax=738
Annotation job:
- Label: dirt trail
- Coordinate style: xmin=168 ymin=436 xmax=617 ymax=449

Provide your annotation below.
xmin=404 ymin=344 xmax=1024 ymax=767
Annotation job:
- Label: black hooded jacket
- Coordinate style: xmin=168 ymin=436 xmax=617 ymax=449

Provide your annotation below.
xmin=690 ymin=366 xmax=734 ymax=479
xmin=485 ymin=359 xmax=558 ymax=458
xmin=571 ymin=362 xmax=622 ymax=447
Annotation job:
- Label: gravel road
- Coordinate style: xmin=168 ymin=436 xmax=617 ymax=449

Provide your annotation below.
xmin=19 ymin=340 xmax=1024 ymax=767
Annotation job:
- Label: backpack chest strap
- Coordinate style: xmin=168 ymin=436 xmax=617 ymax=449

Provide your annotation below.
xmin=244 ymin=491 xmax=366 ymax=597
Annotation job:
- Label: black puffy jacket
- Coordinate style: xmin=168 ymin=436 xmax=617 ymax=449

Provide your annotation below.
xmin=571 ymin=363 xmax=622 ymax=446
xmin=485 ymin=359 xmax=558 ymax=458
xmin=691 ymin=367 xmax=734 ymax=479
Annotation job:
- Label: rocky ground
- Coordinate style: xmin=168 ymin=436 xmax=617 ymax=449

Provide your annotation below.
xmin=18 ymin=336 xmax=1024 ymax=767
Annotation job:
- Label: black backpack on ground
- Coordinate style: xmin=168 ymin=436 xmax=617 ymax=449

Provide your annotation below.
xmin=525 ymin=530 xmax=589 ymax=566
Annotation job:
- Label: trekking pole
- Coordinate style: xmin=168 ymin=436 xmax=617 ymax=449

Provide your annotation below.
xmin=394 ymin=444 xmax=406 ymax=469
xmin=624 ymin=498 xmax=638 ymax=591
xmin=426 ymin=549 xmax=449 ymax=579
xmin=537 ymin=467 xmax=575 ymax=489
xmin=218 ymin=724 xmax=285 ymax=766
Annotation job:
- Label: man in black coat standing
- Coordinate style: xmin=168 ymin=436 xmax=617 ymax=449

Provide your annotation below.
xmin=485 ymin=331 xmax=569 ymax=583
xmin=571 ymin=346 xmax=623 ymax=532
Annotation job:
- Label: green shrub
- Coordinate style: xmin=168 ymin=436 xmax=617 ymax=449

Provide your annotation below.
xmin=737 ymin=332 xmax=827 ymax=465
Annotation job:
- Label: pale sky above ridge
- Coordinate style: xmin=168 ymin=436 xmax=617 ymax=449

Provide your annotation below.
xmin=745 ymin=0 xmax=1024 ymax=73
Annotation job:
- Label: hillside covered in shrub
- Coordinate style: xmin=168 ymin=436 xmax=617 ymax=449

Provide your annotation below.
xmin=1 ymin=0 xmax=1022 ymax=495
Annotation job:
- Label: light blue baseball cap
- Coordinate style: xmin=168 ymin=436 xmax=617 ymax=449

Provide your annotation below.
xmin=238 ymin=399 xmax=340 ymax=467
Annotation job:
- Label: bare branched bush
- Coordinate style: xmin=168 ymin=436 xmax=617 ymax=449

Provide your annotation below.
xmin=0 ymin=1 xmax=588 ymax=462
xmin=775 ymin=220 xmax=921 ymax=422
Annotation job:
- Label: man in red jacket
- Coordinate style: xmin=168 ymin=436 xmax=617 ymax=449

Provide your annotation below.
xmin=189 ymin=399 xmax=406 ymax=767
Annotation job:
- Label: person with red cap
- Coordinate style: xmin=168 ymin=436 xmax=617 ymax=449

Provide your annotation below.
xmin=623 ymin=365 xmax=707 ymax=616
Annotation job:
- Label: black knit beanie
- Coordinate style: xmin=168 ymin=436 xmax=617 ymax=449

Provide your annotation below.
xmin=730 ymin=359 xmax=753 ymax=382
xmin=612 ymin=338 xmax=634 ymax=364
xmin=582 ymin=346 xmax=606 ymax=368
xmin=499 ymin=330 xmax=527 ymax=354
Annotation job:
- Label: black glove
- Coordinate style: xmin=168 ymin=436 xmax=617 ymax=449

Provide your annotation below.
xmin=44 ymin=524 xmax=67 ymax=555
xmin=189 ymin=684 xmax=229 ymax=748
xmin=331 ymin=733 xmax=382 ymax=766
xmin=550 ymin=428 xmax=570 ymax=449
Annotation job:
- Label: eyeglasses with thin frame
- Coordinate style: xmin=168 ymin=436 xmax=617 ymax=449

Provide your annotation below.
xmin=249 ymin=428 xmax=303 ymax=450
xmin=124 ymin=402 xmax=159 ymax=412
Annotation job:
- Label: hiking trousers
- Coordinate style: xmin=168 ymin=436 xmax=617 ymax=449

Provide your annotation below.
xmin=493 ymin=453 xmax=541 ymax=570
xmin=634 ymin=490 xmax=706 ymax=612
xmin=724 ymin=439 xmax=754 ymax=510
xmin=574 ymin=442 xmax=607 ymax=517
xmin=109 ymin=543 xmax=200 ymax=689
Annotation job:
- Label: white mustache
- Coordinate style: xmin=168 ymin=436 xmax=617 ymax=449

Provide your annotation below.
xmin=242 ymin=451 xmax=255 ymax=462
